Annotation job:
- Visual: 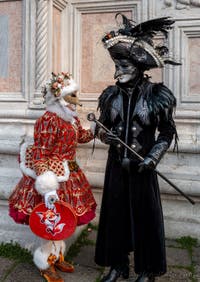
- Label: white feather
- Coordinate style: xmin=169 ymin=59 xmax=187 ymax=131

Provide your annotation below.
xmin=33 ymin=240 xmax=66 ymax=270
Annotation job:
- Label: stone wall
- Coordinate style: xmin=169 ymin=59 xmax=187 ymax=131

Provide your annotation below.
xmin=0 ymin=0 xmax=200 ymax=245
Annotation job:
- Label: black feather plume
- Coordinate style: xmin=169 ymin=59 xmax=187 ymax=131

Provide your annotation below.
xmin=115 ymin=13 xmax=136 ymax=36
xmin=164 ymin=59 xmax=182 ymax=66
xmin=117 ymin=14 xmax=174 ymax=42
xmin=115 ymin=13 xmax=134 ymax=29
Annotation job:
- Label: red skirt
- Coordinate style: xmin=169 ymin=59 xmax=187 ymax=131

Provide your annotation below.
xmin=9 ymin=168 xmax=96 ymax=226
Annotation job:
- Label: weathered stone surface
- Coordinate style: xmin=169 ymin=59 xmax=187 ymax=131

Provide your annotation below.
xmin=165 ymin=238 xmax=180 ymax=248
xmin=74 ymin=245 xmax=97 ymax=269
xmin=159 ymin=267 xmax=192 ymax=281
xmin=0 ymin=258 xmax=15 ymax=280
xmin=193 ymin=247 xmax=200 ymax=280
xmin=87 ymin=228 xmax=98 ymax=242
xmin=4 ymin=263 xmax=41 ymax=282
xmin=194 ymin=265 xmax=200 ymax=281
xmin=193 ymin=246 xmax=200 ymax=264
xmin=59 ymin=265 xmax=99 ymax=282
xmin=166 ymin=247 xmax=191 ymax=267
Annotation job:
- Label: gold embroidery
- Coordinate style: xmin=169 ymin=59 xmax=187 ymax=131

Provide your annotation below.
xmin=68 ymin=160 xmax=79 ymax=172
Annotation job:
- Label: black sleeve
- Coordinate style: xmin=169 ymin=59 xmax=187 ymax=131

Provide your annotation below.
xmin=150 ymin=82 xmax=178 ymax=147
xmin=97 ymin=85 xmax=117 ymax=129
xmin=156 ymin=107 xmax=177 ymax=147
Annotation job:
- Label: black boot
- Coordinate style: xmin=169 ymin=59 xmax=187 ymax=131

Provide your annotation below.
xmin=100 ymin=268 xmax=121 ymax=282
xmin=135 ymin=272 xmax=155 ymax=282
xmin=100 ymin=264 xmax=129 ymax=282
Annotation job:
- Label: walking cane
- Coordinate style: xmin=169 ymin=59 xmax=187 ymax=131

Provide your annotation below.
xmin=87 ymin=113 xmax=195 ymax=205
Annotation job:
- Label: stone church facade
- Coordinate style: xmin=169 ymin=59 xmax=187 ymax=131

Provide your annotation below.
xmin=0 ymin=0 xmax=200 ymax=247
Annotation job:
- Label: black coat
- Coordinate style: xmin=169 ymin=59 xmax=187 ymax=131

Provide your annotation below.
xmin=94 ymin=78 xmax=177 ymax=276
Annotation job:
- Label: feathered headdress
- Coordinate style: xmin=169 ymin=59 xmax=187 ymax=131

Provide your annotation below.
xmin=42 ymin=72 xmax=80 ymax=106
xmin=102 ymin=13 xmax=180 ymax=70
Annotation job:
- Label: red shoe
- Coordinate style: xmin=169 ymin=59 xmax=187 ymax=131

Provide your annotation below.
xmin=55 ymin=251 xmax=74 ymax=273
xmin=55 ymin=260 xmax=74 ymax=273
xmin=40 ymin=265 xmax=64 ymax=282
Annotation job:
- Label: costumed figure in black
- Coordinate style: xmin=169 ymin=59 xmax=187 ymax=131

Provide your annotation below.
xmin=94 ymin=14 xmax=179 ymax=282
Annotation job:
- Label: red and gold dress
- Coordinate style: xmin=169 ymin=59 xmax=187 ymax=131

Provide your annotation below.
xmin=9 ymin=111 xmax=96 ymax=225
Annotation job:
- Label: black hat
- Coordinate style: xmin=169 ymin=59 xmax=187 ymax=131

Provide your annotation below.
xmin=102 ymin=13 xmax=180 ymax=70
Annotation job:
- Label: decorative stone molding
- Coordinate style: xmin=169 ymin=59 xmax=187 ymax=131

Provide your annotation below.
xmin=53 ymin=0 xmax=67 ymax=10
xmin=35 ymin=0 xmax=48 ymax=90
xmin=70 ymin=0 xmax=149 ymax=105
xmin=31 ymin=0 xmax=49 ymax=109
xmin=164 ymin=0 xmax=200 ymax=9
xmin=30 ymin=0 xmax=68 ymax=109
xmin=172 ymin=20 xmax=200 ymax=108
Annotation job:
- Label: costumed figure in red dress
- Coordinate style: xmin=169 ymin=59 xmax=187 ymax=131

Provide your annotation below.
xmin=9 ymin=72 xmax=96 ymax=282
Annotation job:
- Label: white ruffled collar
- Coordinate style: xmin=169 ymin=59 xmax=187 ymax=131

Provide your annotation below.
xmin=46 ymin=99 xmax=77 ymax=124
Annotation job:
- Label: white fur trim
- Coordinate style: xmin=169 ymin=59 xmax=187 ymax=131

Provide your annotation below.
xmin=59 ymin=97 xmax=68 ymax=107
xmin=54 ymin=240 xmax=66 ymax=255
xmin=19 ymin=142 xmax=37 ymax=179
xmin=61 ymin=79 xmax=79 ymax=97
xmin=33 ymin=246 xmax=50 ymax=270
xmin=33 ymin=241 xmax=65 ymax=270
xmin=46 ymin=101 xmax=77 ymax=123
xmin=45 ymin=90 xmax=59 ymax=106
xmin=45 ymin=78 xmax=79 ymax=107
xmin=35 ymin=171 xmax=59 ymax=195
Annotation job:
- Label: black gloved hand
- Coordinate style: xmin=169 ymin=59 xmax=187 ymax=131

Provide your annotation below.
xmin=138 ymin=141 xmax=169 ymax=173
xmin=138 ymin=157 xmax=156 ymax=173
xmin=103 ymin=131 xmax=119 ymax=145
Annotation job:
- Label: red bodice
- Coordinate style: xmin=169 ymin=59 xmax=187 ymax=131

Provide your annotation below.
xmin=32 ymin=111 xmax=94 ymax=176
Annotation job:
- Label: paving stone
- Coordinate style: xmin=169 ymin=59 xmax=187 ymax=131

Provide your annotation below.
xmin=158 ymin=267 xmax=192 ymax=281
xmin=166 ymin=247 xmax=191 ymax=267
xmin=74 ymin=245 xmax=98 ymax=269
xmin=194 ymin=265 xmax=200 ymax=281
xmin=193 ymin=247 xmax=200 ymax=280
xmin=87 ymin=228 xmax=97 ymax=243
xmin=0 ymin=257 xmax=16 ymax=280
xmin=193 ymin=246 xmax=200 ymax=264
xmin=4 ymin=263 xmax=41 ymax=282
xmin=60 ymin=264 xmax=100 ymax=282
xmin=165 ymin=239 xmax=180 ymax=248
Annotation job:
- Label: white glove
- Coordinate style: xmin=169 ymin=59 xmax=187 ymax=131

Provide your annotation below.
xmin=44 ymin=190 xmax=59 ymax=210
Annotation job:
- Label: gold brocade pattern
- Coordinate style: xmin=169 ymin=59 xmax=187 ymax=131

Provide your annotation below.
xmin=48 ymin=158 xmax=65 ymax=176
xmin=25 ymin=145 xmax=34 ymax=168
xmin=68 ymin=160 xmax=79 ymax=172
xmin=9 ymin=168 xmax=96 ymax=220
xmin=9 ymin=112 xmax=96 ymax=226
